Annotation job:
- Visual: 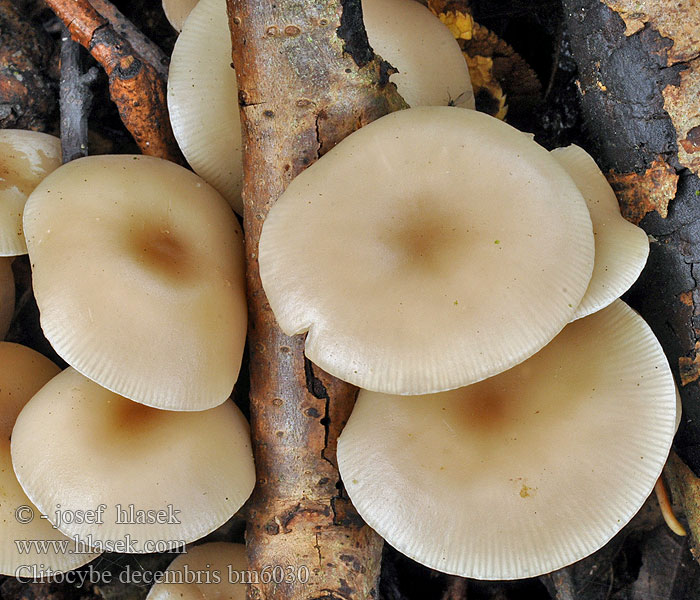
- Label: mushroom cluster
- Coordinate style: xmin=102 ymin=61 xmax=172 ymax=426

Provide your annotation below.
xmin=167 ymin=0 xmax=474 ymax=213
xmin=0 ymin=0 xmax=478 ymax=584
xmin=0 ymin=343 xmax=100 ymax=576
xmin=257 ymin=105 xmax=676 ymax=578
xmin=2 ymin=152 xmax=255 ymax=570
xmin=0 ymin=0 xmax=679 ymax=589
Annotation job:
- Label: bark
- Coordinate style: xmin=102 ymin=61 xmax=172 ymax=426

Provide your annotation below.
xmin=88 ymin=0 xmax=169 ymax=80
xmin=226 ymin=1 xmax=406 ymax=598
xmin=0 ymin=0 xmax=55 ymax=131
xmin=44 ymin=0 xmax=182 ymax=162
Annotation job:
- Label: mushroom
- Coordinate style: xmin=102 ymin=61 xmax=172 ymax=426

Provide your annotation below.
xmin=23 ymin=154 xmax=247 ymax=410
xmin=258 ymin=106 xmax=595 ymax=394
xmin=336 ymin=300 xmax=677 ymax=579
xmin=362 ymin=0 xmax=474 ymax=108
xmin=162 ymin=0 xmax=198 ymax=31
xmin=167 ymin=0 xmax=474 ymax=214
xmin=146 ymin=542 xmax=247 ymax=599
xmin=0 ymin=129 xmax=61 ymax=256
xmin=0 ymin=258 xmax=14 ymax=339
xmin=10 ymin=368 xmax=256 ymax=553
xmin=551 ymin=144 xmax=649 ymax=320
xmin=0 ymin=342 xmax=100 ymax=576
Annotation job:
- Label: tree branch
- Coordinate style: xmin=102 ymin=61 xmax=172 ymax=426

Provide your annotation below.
xmin=59 ymin=27 xmax=98 ymax=163
xmin=227 ymin=0 xmax=406 ymax=597
xmin=45 ymin=0 xmax=183 ymax=162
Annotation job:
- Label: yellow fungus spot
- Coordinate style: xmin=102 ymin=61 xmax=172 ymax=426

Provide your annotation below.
xmin=438 ymin=11 xmax=474 ymax=41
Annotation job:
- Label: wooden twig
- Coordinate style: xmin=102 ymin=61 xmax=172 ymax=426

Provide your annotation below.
xmin=59 ymin=27 xmax=99 ymax=163
xmin=45 ymin=0 xmax=183 ymax=162
xmin=89 ymin=0 xmax=169 ymax=79
xmin=227 ymin=0 xmax=406 ymax=597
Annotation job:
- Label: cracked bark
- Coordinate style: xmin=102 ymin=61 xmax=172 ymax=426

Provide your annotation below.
xmin=561 ymin=0 xmax=700 ymax=559
xmin=44 ymin=0 xmax=182 ymax=162
xmin=226 ymin=0 xmax=406 ymax=598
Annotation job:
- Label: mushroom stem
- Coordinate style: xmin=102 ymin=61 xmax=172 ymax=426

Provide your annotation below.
xmin=227 ymin=0 xmax=406 ymax=597
xmin=655 ymin=476 xmax=687 ymax=537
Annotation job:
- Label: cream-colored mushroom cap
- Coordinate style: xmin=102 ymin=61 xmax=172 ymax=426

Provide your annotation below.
xmin=23 ymin=154 xmax=247 ymax=411
xmin=337 ymin=300 xmax=676 ymax=579
xmin=362 ymin=0 xmax=474 ymax=108
xmin=0 ymin=343 xmax=100 ymax=575
xmin=259 ymin=106 xmax=595 ymax=394
xmin=163 ymin=0 xmax=199 ymax=32
xmin=551 ymin=145 xmax=649 ymax=320
xmin=11 ymin=368 xmax=256 ymax=554
xmin=0 ymin=130 xmax=61 ymax=256
xmin=147 ymin=542 xmax=247 ymax=600
xmin=167 ymin=0 xmax=474 ymax=215
xmin=0 ymin=258 xmax=14 ymax=339
xmin=167 ymin=0 xmax=243 ymax=212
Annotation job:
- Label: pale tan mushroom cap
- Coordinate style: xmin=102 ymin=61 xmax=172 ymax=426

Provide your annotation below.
xmin=259 ymin=107 xmax=595 ymax=394
xmin=168 ymin=0 xmax=243 ymax=213
xmin=0 ymin=130 xmax=61 ymax=256
xmin=167 ymin=0 xmax=474 ymax=215
xmin=0 ymin=258 xmax=14 ymax=339
xmin=362 ymin=0 xmax=474 ymax=108
xmin=23 ymin=154 xmax=247 ymax=411
xmin=551 ymin=145 xmax=649 ymax=320
xmin=337 ymin=300 xmax=676 ymax=579
xmin=163 ymin=0 xmax=199 ymax=31
xmin=11 ymin=368 xmax=256 ymax=553
xmin=0 ymin=343 xmax=99 ymax=575
xmin=147 ymin=542 xmax=247 ymax=600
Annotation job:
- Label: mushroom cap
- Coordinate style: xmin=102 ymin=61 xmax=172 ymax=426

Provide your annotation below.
xmin=23 ymin=154 xmax=247 ymax=411
xmin=167 ymin=0 xmax=243 ymax=213
xmin=0 ymin=130 xmax=61 ymax=256
xmin=0 ymin=257 xmax=14 ymax=339
xmin=162 ymin=0 xmax=199 ymax=31
xmin=362 ymin=0 xmax=474 ymax=108
xmin=259 ymin=106 xmax=595 ymax=395
xmin=146 ymin=542 xmax=247 ymax=600
xmin=11 ymin=368 xmax=256 ymax=553
xmin=167 ymin=0 xmax=474 ymax=215
xmin=551 ymin=145 xmax=649 ymax=320
xmin=337 ymin=300 xmax=677 ymax=579
xmin=0 ymin=343 xmax=100 ymax=575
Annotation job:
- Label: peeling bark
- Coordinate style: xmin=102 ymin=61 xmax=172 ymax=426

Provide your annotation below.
xmin=44 ymin=0 xmax=182 ymax=162
xmin=607 ymin=157 xmax=679 ymax=224
xmin=226 ymin=1 xmax=406 ymax=598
